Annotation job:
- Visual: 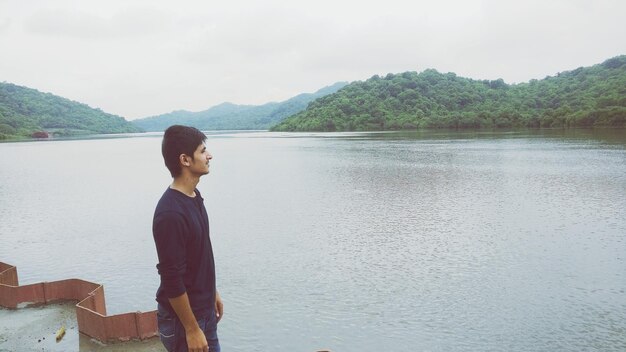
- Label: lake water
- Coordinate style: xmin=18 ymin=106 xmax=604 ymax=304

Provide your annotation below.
xmin=1 ymin=129 xmax=625 ymax=351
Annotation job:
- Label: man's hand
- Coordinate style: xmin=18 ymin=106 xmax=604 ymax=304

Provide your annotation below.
xmin=168 ymin=293 xmax=208 ymax=352
xmin=215 ymin=292 xmax=224 ymax=323
xmin=185 ymin=326 xmax=209 ymax=352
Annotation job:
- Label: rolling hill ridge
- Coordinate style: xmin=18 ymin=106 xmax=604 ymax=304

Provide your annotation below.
xmin=272 ymin=56 xmax=626 ymax=131
xmin=132 ymin=82 xmax=348 ymax=131
xmin=0 ymin=82 xmax=141 ymax=139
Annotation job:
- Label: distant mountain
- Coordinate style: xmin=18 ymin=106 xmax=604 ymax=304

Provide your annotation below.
xmin=0 ymin=82 xmax=142 ymax=139
xmin=272 ymin=55 xmax=626 ymax=131
xmin=132 ymin=82 xmax=348 ymax=131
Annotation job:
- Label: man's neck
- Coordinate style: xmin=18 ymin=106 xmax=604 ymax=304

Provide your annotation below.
xmin=170 ymin=174 xmax=200 ymax=197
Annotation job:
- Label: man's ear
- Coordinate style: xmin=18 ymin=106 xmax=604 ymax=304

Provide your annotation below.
xmin=179 ymin=154 xmax=190 ymax=167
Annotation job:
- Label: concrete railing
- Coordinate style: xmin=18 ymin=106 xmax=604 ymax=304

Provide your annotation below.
xmin=0 ymin=261 xmax=157 ymax=343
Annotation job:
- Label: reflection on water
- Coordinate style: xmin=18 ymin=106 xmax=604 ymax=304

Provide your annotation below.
xmin=1 ymin=129 xmax=625 ymax=352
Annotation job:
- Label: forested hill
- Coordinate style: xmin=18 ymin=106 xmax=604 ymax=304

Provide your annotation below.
xmin=272 ymin=56 xmax=626 ymax=131
xmin=0 ymin=82 xmax=141 ymax=139
xmin=132 ymin=82 xmax=348 ymax=131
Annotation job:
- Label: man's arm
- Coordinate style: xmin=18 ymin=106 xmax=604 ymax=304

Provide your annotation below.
xmin=169 ymin=292 xmax=208 ymax=352
xmin=215 ymin=291 xmax=223 ymax=323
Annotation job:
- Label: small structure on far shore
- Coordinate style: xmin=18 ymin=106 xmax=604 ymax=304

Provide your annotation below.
xmin=31 ymin=131 xmax=49 ymax=138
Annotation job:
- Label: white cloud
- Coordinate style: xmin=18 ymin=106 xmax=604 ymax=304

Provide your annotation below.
xmin=24 ymin=7 xmax=175 ymax=39
xmin=0 ymin=17 xmax=10 ymax=33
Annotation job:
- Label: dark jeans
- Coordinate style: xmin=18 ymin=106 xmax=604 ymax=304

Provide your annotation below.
xmin=157 ymin=304 xmax=220 ymax=352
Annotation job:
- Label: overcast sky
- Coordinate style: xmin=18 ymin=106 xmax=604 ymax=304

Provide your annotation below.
xmin=1 ymin=0 xmax=624 ymax=119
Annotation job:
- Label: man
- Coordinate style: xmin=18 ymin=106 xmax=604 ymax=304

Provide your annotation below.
xmin=153 ymin=125 xmax=223 ymax=352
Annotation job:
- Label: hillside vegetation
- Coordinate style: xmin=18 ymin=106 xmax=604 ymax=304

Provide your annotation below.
xmin=133 ymin=82 xmax=348 ymax=131
xmin=272 ymin=56 xmax=626 ymax=131
xmin=0 ymin=83 xmax=141 ymax=139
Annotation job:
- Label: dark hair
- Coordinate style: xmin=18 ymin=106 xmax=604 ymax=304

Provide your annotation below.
xmin=162 ymin=125 xmax=207 ymax=177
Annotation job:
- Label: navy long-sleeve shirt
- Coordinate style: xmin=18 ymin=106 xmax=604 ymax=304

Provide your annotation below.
xmin=153 ymin=187 xmax=216 ymax=318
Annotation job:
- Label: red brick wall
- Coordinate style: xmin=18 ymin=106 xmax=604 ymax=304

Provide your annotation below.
xmin=0 ymin=261 xmax=158 ymax=342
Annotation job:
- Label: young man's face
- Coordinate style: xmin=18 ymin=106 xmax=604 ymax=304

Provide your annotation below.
xmin=188 ymin=143 xmax=212 ymax=176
